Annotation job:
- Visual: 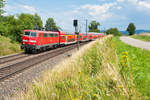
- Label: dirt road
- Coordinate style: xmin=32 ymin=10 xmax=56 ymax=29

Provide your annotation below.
xmin=120 ymin=36 xmax=150 ymax=51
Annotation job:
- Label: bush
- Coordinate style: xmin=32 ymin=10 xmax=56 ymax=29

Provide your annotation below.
xmin=106 ymin=28 xmax=122 ymax=36
xmin=0 ymin=35 xmax=22 ymax=56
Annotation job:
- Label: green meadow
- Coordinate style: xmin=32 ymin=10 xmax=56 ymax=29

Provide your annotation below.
xmin=131 ymin=35 xmax=150 ymax=42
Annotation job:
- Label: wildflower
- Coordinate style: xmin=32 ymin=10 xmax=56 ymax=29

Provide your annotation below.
xmin=118 ymin=85 xmax=123 ymax=88
xmin=93 ymin=94 xmax=98 ymax=97
xmin=101 ymin=77 xmax=105 ymax=80
xmin=122 ymin=51 xmax=128 ymax=55
xmin=121 ymin=55 xmax=128 ymax=58
xmin=86 ymin=91 xmax=88 ymax=95
xmin=72 ymin=98 xmax=78 ymax=100
xmin=80 ymin=96 xmax=82 ymax=99
xmin=125 ymin=64 xmax=128 ymax=67
xmin=78 ymin=71 xmax=82 ymax=74
xmin=121 ymin=60 xmax=124 ymax=63
xmin=132 ymin=67 xmax=136 ymax=70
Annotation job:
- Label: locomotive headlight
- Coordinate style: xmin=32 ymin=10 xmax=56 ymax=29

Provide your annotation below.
xmin=30 ymin=40 xmax=36 ymax=43
xmin=23 ymin=40 xmax=28 ymax=42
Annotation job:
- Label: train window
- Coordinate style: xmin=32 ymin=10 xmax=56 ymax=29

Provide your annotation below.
xmin=50 ymin=34 xmax=54 ymax=37
xmin=51 ymin=34 xmax=58 ymax=37
xmin=30 ymin=32 xmax=37 ymax=37
xmin=54 ymin=34 xmax=58 ymax=37
xmin=61 ymin=36 xmax=65 ymax=39
xmin=53 ymin=34 xmax=56 ymax=37
xmin=48 ymin=34 xmax=51 ymax=37
xmin=47 ymin=34 xmax=49 ymax=37
xmin=24 ymin=32 xmax=30 ymax=36
xmin=44 ymin=33 xmax=48 ymax=37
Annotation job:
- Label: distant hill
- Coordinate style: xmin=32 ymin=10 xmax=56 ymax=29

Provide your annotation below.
xmin=120 ymin=30 xmax=150 ymax=35
xmin=100 ymin=29 xmax=150 ymax=35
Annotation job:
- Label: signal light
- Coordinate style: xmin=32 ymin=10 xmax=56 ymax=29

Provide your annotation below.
xmin=73 ymin=20 xmax=78 ymax=27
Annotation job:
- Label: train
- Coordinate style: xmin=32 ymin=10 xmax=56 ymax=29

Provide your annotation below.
xmin=21 ymin=30 xmax=104 ymax=53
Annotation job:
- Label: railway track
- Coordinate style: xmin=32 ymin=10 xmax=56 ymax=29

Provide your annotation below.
xmin=0 ymin=42 xmax=88 ymax=82
xmin=0 ymin=53 xmax=29 ymax=64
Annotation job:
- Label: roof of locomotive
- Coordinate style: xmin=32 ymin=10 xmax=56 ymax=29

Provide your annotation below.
xmin=24 ymin=30 xmax=59 ymax=34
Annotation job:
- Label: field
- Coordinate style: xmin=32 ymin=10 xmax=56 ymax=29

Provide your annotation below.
xmin=131 ymin=35 xmax=150 ymax=42
xmin=16 ymin=36 xmax=150 ymax=100
xmin=0 ymin=35 xmax=22 ymax=56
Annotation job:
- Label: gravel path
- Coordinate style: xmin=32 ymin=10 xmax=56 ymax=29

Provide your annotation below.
xmin=120 ymin=36 xmax=150 ymax=51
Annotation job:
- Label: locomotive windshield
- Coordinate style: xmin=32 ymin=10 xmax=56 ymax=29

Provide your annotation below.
xmin=24 ymin=31 xmax=37 ymax=37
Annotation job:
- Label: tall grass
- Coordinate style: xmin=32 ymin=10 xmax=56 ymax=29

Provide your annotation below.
xmin=0 ymin=35 xmax=21 ymax=56
xmin=17 ymin=36 xmax=141 ymax=100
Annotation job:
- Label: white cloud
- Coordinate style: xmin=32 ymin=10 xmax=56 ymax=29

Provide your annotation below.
xmin=116 ymin=6 xmax=122 ymax=10
xmin=128 ymin=0 xmax=138 ymax=4
xmin=128 ymin=0 xmax=150 ymax=14
xmin=22 ymin=5 xmax=36 ymax=13
xmin=4 ymin=4 xmax=37 ymax=15
xmin=73 ymin=3 xmax=117 ymax=21
xmin=117 ymin=0 xmax=124 ymax=2
xmin=138 ymin=1 xmax=150 ymax=10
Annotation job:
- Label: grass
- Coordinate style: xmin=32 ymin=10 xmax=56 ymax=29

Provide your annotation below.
xmin=113 ymin=37 xmax=150 ymax=99
xmin=14 ymin=35 xmax=143 ymax=100
xmin=131 ymin=35 xmax=150 ymax=42
xmin=0 ymin=35 xmax=22 ymax=56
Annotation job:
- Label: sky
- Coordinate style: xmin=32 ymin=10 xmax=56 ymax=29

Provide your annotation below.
xmin=4 ymin=0 xmax=150 ymax=32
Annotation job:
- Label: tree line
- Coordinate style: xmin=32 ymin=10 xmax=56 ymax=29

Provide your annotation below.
xmin=105 ymin=23 xmax=136 ymax=36
xmin=0 ymin=13 xmax=59 ymax=42
xmin=0 ymin=0 xmax=60 ymax=42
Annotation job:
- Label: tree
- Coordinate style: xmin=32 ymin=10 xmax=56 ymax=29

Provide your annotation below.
xmin=106 ymin=28 xmax=122 ymax=36
xmin=127 ymin=23 xmax=136 ymax=35
xmin=0 ymin=0 xmax=5 ymax=16
xmin=88 ymin=20 xmax=100 ymax=32
xmin=16 ymin=13 xmax=43 ymax=42
xmin=45 ymin=18 xmax=59 ymax=31
xmin=33 ymin=13 xmax=43 ymax=30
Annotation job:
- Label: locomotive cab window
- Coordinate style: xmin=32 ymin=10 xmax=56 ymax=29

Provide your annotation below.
xmin=24 ymin=32 xmax=30 ymax=36
xmin=24 ymin=32 xmax=37 ymax=37
xmin=30 ymin=32 xmax=37 ymax=37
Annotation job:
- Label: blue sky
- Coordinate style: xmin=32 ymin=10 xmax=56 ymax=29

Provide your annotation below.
xmin=4 ymin=0 xmax=150 ymax=32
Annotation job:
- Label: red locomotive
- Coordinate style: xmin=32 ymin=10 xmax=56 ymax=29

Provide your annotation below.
xmin=21 ymin=30 xmax=104 ymax=53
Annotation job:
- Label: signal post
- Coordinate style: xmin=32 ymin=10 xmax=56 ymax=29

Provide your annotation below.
xmin=73 ymin=19 xmax=80 ymax=50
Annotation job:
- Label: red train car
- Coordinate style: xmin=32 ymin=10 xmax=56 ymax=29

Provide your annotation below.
xmin=59 ymin=31 xmax=66 ymax=46
xmin=65 ymin=32 xmax=76 ymax=44
xmin=80 ymin=33 xmax=88 ymax=42
xmin=88 ymin=33 xmax=94 ymax=40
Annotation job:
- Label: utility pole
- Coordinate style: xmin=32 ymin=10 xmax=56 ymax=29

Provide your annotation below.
xmin=104 ymin=27 xmax=106 ymax=35
xmin=86 ymin=19 xmax=88 ymax=39
xmin=73 ymin=19 xmax=80 ymax=50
